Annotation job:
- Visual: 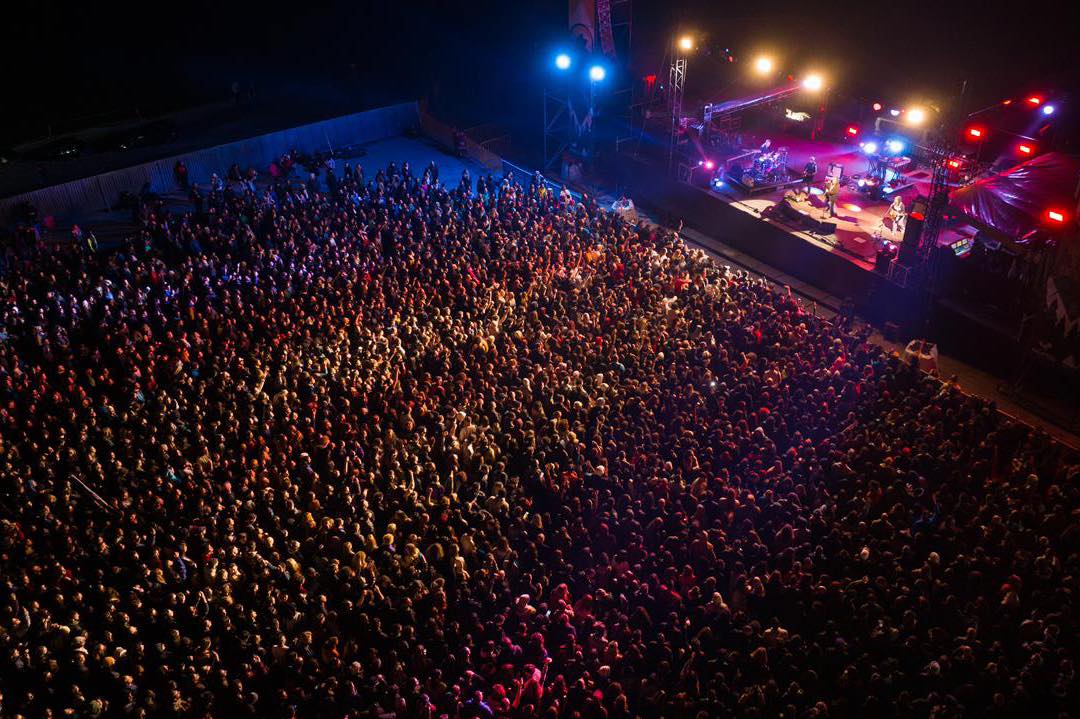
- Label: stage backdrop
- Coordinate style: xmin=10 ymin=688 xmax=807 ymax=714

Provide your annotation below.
xmin=949 ymin=152 xmax=1080 ymax=243
xmin=0 ymin=102 xmax=420 ymax=226
xmin=569 ymin=0 xmax=596 ymax=52
xmin=597 ymin=0 xmax=615 ymax=57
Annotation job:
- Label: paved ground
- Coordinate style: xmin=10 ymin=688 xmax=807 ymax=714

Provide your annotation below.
xmin=74 ymin=134 xmax=492 ymax=247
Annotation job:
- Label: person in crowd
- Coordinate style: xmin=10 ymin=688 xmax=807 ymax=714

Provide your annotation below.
xmin=0 ymin=152 xmax=1077 ymax=719
xmin=174 ymin=160 xmax=189 ymax=190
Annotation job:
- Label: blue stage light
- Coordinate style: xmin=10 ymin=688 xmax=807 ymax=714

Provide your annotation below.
xmin=555 ymin=53 xmax=572 ymax=71
xmin=862 ymin=141 xmax=879 ymax=155
xmin=889 ymin=109 xmax=901 ymax=117
xmin=589 ymin=65 xmax=606 ymax=82
xmin=1043 ymin=104 xmax=1056 ymax=115
xmin=886 ymin=139 xmax=905 ymax=154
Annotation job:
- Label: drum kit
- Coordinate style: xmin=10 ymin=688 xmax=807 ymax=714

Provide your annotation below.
xmin=744 ymin=147 xmax=790 ymax=186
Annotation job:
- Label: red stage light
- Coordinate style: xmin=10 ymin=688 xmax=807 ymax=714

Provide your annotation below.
xmin=704 ymin=160 xmax=715 ymax=170
xmin=846 ymin=125 xmax=859 ymax=136
xmin=872 ymin=102 xmax=882 ymax=111
xmin=1003 ymin=99 xmax=1013 ymax=105
xmin=1018 ymin=144 xmax=1033 ymax=155
xmin=1047 ymin=209 xmax=1066 ymax=223
xmin=967 ymin=127 xmax=984 ymax=139
xmin=947 ymin=159 xmax=962 ymax=169
xmin=1027 ymin=96 xmax=1042 ymax=105
xmin=910 ymin=211 xmax=926 ymax=221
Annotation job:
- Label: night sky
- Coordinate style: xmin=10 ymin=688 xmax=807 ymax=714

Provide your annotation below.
xmin=4 ymin=0 xmax=1078 ymax=149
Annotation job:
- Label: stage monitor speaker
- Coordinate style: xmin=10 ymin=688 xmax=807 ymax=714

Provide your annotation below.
xmin=816 ymin=220 xmax=838 ymax=234
xmin=874 ymin=245 xmax=896 ymax=273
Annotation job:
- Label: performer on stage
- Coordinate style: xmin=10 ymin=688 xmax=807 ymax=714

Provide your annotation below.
xmin=759 ymin=138 xmax=772 ymax=154
xmin=823 ymin=176 xmax=839 ymax=218
xmin=874 ymin=195 xmax=907 ymax=240
xmin=887 ymin=195 xmax=906 ymax=235
xmin=803 ymin=156 xmax=818 ymax=184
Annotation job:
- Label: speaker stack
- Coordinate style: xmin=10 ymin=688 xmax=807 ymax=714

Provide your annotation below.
xmin=897 ymin=196 xmax=928 ymax=265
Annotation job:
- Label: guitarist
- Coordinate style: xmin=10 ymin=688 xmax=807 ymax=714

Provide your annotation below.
xmin=823 ymin=175 xmax=840 ymax=218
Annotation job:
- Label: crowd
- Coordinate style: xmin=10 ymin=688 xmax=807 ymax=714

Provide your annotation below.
xmin=1 ymin=152 xmax=1078 ymax=719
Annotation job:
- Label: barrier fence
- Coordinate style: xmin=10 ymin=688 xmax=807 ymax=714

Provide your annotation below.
xmin=418 ymin=113 xmax=502 ymax=172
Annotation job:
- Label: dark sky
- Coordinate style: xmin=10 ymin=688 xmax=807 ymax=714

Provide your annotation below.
xmin=4 ymin=0 xmax=1077 ymax=147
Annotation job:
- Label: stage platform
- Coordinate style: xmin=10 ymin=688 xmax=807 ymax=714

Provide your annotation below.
xmin=638 ymin=132 xmax=987 ymax=289
xmin=711 ymin=132 xmax=941 ymax=268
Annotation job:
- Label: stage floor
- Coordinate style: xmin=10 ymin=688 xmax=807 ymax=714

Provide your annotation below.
xmin=706 ymin=132 xmax=979 ymax=271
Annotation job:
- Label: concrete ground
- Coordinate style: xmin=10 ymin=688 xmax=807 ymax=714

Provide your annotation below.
xmin=70 ymin=134 xmax=492 ymax=247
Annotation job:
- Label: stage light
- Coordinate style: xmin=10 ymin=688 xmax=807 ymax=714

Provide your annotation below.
xmin=889 ymin=109 xmax=901 ymax=117
xmin=802 ymin=74 xmax=824 ymax=91
xmin=1018 ymin=143 xmax=1034 ymax=155
xmin=886 ymin=139 xmax=905 ymax=154
xmin=678 ymin=35 xmax=694 ymax=52
xmin=1003 ymin=99 xmax=1013 ymax=105
xmin=1043 ymin=104 xmax=1055 ymax=115
xmin=754 ymin=56 xmax=774 ymax=75
xmin=947 ymin=159 xmax=962 ymax=169
xmin=555 ymin=53 xmax=572 ymax=70
xmin=862 ymin=141 xmax=879 ymax=155
xmin=589 ymin=65 xmax=606 ymax=82
xmin=1027 ymin=96 xmax=1042 ymax=105
xmin=704 ymin=159 xmax=715 ymax=170
xmin=873 ymin=102 xmax=883 ymax=112
xmin=966 ymin=126 xmax=984 ymax=139
xmin=846 ymin=125 xmax=859 ymax=137
xmin=906 ymin=107 xmax=927 ymax=126
xmin=1047 ymin=209 xmax=1066 ymax=223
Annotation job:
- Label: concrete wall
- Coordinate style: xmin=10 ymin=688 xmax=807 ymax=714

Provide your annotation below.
xmin=1 ymin=102 xmax=420 ymax=226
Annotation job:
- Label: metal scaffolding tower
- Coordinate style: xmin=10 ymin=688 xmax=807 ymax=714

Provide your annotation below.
xmin=920 ymin=145 xmax=953 ymax=259
xmin=667 ymin=53 xmax=686 ymax=171
xmin=542 ymin=91 xmax=576 ymax=171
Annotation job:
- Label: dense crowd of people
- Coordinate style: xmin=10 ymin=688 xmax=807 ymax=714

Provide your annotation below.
xmin=1 ymin=153 xmax=1078 ymax=718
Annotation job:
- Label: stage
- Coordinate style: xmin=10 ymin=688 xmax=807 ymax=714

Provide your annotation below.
xmin=703 ymin=132 xmax=980 ymax=272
